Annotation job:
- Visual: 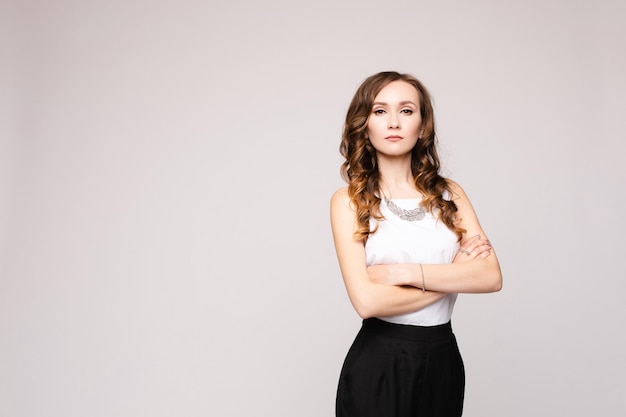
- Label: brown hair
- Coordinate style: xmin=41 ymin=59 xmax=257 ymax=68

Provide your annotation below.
xmin=339 ymin=71 xmax=465 ymax=241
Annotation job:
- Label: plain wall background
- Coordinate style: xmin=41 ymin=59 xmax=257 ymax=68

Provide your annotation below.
xmin=1 ymin=0 xmax=625 ymax=416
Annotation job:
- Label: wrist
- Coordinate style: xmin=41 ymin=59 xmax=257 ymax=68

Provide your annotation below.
xmin=403 ymin=264 xmax=423 ymax=288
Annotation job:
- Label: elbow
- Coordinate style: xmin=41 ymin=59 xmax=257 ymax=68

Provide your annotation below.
xmin=356 ymin=309 xmax=372 ymax=320
xmin=488 ymin=279 xmax=502 ymax=293
xmin=353 ymin=300 xmax=376 ymax=319
xmin=350 ymin=292 xmax=380 ymax=319
xmin=486 ymin=269 xmax=503 ymax=293
xmin=495 ymin=274 xmax=503 ymax=292
xmin=475 ymin=260 xmax=502 ymax=293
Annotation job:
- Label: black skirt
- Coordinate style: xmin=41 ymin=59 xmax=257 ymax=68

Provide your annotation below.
xmin=336 ymin=318 xmax=465 ymax=417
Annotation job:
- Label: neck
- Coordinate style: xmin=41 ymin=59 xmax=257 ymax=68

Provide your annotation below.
xmin=377 ymin=155 xmax=419 ymax=198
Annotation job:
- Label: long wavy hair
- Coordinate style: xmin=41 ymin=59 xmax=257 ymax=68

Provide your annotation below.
xmin=339 ymin=71 xmax=465 ymax=241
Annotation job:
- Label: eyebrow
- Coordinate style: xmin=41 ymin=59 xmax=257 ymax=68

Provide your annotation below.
xmin=372 ymin=100 xmax=418 ymax=107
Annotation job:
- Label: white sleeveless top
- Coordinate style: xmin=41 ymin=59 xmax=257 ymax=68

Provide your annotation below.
xmin=366 ymin=196 xmax=460 ymax=326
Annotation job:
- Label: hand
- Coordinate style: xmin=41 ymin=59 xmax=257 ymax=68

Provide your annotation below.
xmin=453 ymin=234 xmax=492 ymax=263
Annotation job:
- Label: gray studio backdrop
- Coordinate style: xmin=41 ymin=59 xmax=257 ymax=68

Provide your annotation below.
xmin=1 ymin=1 xmax=625 ymax=416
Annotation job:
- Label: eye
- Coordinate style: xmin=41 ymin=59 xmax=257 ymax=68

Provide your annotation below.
xmin=373 ymin=108 xmax=386 ymax=115
xmin=400 ymin=108 xmax=414 ymax=115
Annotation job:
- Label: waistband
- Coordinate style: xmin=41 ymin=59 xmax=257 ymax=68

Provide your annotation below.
xmin=362 ymin=317 xmax=454 ymax=343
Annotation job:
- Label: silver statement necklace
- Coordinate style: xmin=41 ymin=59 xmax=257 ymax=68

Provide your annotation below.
xmin=384 ymin=197 xmax=426 ymax=221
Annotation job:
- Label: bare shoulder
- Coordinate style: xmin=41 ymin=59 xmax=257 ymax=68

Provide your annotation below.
xmin=445 ymin=179 xmax=469 ymax=201
xmin=330 ymin=187 xmax=358 ymax=234
xmin=445 ymin=179 xmax=485 ymax=236
xmin=330 ymin=187 xmax=351 ymax=209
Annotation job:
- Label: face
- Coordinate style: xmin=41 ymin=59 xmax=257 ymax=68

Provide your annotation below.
xmin=366 ymin=80 xmax=423 ymax=158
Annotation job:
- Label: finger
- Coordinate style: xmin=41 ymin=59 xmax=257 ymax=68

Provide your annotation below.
xmin=460 ymin=244 xmax=479 ymax=256
xmin=458 ymin=247 xmax=472 ymax=256
xmin=467 ymin=239 xmax=491 ymax=253
xmin=461 ymin=242 xmax=491 ymax=259
xmin=473 ymin=241 xmax=492 ymax=252
xmin=459 ymin=235 xmax=485 ymax=253
xmin=465 ymin=234 xmax=481 ymax=244
xmin=460 ymin=235 xmax=478 ymax=247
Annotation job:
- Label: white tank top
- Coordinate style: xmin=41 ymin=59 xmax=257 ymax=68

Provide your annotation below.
xmin=366 ymin=196 xmax=460 ymax=326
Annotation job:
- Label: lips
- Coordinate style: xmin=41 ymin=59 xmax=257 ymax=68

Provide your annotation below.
xmin=385 ymin=135 xmax=403 ymax=142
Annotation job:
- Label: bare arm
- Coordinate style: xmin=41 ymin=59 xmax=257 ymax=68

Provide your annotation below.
xmin=368 ymin=181 xmax=503 ymax=294
xmin=330 ymin=188 xmax=446 ymax=319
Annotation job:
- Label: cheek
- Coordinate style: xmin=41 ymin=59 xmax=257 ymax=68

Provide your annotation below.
xmin=367 ymin=119 xmax=384 ymax=135
xmin=412 ymin=120 xmax=424 ymax=136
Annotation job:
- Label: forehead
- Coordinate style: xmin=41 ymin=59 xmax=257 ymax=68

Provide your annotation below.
xmin=374 ymin=80 xmax=420 ymax=103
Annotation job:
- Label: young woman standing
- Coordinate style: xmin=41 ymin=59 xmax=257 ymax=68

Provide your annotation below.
xmin=331 ymin=71 xmax=502 ymax=417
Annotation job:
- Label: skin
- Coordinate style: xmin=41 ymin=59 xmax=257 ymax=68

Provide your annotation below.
xmin=330 ymin=80 xmax=502 ymax=319
xmin=368 ymin=80 xmax=423 ymax=161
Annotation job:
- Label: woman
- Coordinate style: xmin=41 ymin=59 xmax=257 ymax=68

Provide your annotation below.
xmin=330 ymin=71 xmax=502 ymax=417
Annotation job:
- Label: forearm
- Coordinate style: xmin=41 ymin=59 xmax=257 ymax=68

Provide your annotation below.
xmin=347 ymin=282 xmax=446 ymax=319
xmin=402 ymin=257 xmax=502 ymax=293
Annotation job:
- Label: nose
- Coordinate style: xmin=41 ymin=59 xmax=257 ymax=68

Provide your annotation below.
xmin=388 ymin=114 xmax=400 ymax=129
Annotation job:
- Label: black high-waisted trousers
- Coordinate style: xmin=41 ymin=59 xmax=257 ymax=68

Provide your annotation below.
xmin=336 ymin=318 xmax=465 ymax=417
